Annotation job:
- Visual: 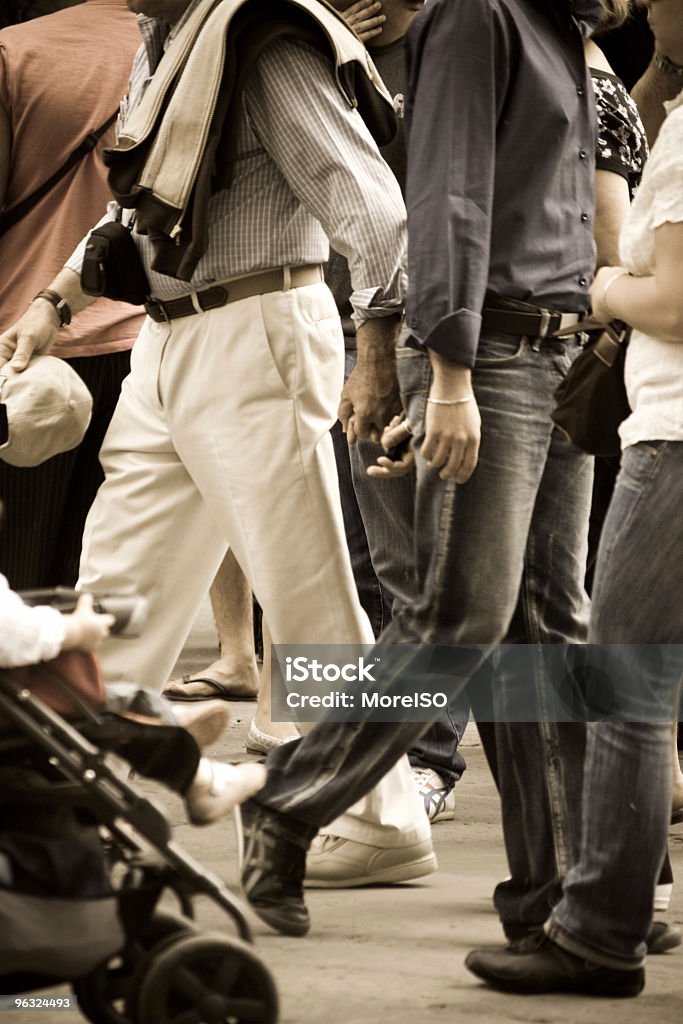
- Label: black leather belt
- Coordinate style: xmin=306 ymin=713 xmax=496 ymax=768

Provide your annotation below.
xmin=482 ymin=305 xmax=581 ymax=339
xmin=145 ymin=265 xmax=324 ymax=323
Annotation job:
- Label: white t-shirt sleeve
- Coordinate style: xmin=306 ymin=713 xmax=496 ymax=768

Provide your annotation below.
xmin=0 ymin=575 xmax=66 ymax=667
xmin=649 ymin=106 xmax=683 ymax=230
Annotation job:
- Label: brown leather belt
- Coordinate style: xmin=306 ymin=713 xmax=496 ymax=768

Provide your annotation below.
xmin=481 ymin=306 xmax=582 ymax=339
xmin=145 ymin=265 xmax=324 ymax=323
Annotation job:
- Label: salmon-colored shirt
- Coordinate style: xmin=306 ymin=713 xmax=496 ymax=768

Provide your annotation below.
xmin=0 ymin=0 xmax=144 ymax=358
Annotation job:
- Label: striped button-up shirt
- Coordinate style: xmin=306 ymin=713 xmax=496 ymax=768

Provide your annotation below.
xmin=69 ymin=3 xmax=406 ymax=323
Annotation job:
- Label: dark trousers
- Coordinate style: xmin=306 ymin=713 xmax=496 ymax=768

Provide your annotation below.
xmin=0 ymin=349 xmax=130 ymax=588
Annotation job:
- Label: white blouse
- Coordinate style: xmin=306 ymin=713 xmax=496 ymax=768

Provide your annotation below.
xmin=0 ymin=574 xmax=65 ymax=668
xmin=618 ymin=88 xmax=683 ymax=448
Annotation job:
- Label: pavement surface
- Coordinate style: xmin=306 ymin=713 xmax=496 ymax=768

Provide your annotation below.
xmin=2 ymin=602 xmax=682 ymax=1024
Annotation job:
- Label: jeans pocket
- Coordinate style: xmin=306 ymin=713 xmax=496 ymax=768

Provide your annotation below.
xmin=475 ymin=332 xmax=527 ymax=367
xmin=620 ymin=440 xmax=668 ymax=489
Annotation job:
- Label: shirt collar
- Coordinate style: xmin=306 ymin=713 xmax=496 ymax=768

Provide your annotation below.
xmin=567 ymin=0 xmax=603 ymax=38
xmin=136 ymin=0 xmax=205 ymax=72
xmin=137 ymin=14 xmax=168 ymax=73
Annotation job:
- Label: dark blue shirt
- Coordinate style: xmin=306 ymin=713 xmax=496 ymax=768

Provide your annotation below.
xmin=403 ymin=0 xmax=602 ymax=367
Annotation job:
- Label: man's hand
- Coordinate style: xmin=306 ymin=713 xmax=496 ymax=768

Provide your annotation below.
xmin=338 ymin=315 xmax=402 ymax=443
xmin=0 ymin=300 xmax=60 ymax=371
xmin=0 ymin=268 xmax=92 ymax=371
xmin=423 ymin=352 xmax=481 ymax=482
xmin=367 ymin=415 xmax=415 ymax=478
xmin=342 ymin=0 xmax=386 ymax=43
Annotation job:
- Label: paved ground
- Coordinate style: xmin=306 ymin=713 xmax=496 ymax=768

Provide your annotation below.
xmin=2 ymin=604 xmax=682 ymax=1023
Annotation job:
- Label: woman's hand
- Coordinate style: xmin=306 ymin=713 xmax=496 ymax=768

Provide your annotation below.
xmin=367 ymin=415 xmax=415 ymax=478
xmin=590 ymin=265 xmax=629 ymax=322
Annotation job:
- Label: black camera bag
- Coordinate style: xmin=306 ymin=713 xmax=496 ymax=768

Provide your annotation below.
xmin=81 ymin=221 xmax=150 ymax=306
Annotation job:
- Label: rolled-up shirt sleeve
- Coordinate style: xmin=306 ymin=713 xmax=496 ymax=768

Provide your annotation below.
xmin=403 ymin=0 xmax=510 ymax=366
xmin=244 ymin=39 xmax=406 ymax=327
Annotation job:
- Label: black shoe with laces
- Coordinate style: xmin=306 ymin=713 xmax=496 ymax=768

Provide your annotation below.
xmin=236 ymin=799 xmax=310 ymax=937
xmin=465 ymin=934 xmax=645 ymax=997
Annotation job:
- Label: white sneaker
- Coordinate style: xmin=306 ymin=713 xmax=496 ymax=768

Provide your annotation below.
xmin=411 ymin=767 xmax=456 ymax=824
xmin=185 ymin=759 xmax=266 ymax=825
xmin=654 ymin=882 xmax=673 ymax=912
xmin=305 ymin=834 xmax=437 ymax=888
xmin=245 ymin=720 xmax=297 ymax=755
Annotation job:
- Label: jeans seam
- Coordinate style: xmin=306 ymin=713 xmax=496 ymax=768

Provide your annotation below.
xmin=596 ymin=443 xmax=667 ymax=591
xmin=425 ymin=479 xmax=458 ymax=641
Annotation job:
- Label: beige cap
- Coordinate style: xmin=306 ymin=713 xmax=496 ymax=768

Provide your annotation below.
xmin=0 ymin=355 xmax=93 ymax=468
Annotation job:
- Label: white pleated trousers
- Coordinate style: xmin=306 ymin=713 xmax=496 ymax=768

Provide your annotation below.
xmin=79 ymin=282 xmax=428 ymax=846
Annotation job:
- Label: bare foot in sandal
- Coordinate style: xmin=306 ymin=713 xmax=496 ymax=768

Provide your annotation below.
xmin=164 ymin=662 xmax=259 ymax=702
xmin=165 ymin=552 xmax=261 ymax=701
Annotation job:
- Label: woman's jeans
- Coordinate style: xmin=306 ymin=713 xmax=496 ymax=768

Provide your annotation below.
xmin=548 ymin=441 xmax=683 ymax=969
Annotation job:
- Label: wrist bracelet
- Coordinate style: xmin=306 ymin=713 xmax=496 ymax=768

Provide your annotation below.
xmin=427 ymin=394 xmax=475 ymax=407
xmin=601 ymin=271 xmax=629 ymax=321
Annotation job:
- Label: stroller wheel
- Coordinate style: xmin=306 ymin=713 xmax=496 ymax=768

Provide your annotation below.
xmin=134 ymin=932 xmax=278 ymax=1024
xmin=74 ymin=912 xmax=195 ymax=1024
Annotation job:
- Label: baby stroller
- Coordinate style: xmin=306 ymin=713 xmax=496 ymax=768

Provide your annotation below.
xmin=0 ymin=626 xmax=278 ymax=1024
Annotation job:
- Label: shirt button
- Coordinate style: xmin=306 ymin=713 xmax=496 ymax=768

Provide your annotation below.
xmin=581 ymin=213 xmax=589 ymax=223
xmin=577 ymin=85 xmax=585 ymax=96
xmin=578 ymin=276 xmax=588 ymax=287
xmin=578 ymin=149 xmax=587 ymax=160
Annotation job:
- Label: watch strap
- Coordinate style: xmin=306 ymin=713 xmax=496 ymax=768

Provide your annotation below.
xmin=34 ymin=289 xmax=72 ymax=327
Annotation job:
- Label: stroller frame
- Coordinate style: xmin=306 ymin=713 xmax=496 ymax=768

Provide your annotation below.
xmin=0 ymin=672 xmax=278 ymax=1024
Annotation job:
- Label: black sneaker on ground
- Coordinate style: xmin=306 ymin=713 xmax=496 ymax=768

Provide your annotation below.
xmin=465 ymin=935 xmax=645 ymax=997
xmin=236 ymin=800 xmax=310 ymax=937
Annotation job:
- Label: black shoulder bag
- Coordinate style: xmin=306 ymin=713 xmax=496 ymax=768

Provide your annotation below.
xmin=551 ymin=317 xmax=631 ymax=459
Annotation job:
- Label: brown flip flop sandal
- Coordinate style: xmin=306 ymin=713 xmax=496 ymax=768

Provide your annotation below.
xmin=163 ymin=674 xmax=257 ymax=702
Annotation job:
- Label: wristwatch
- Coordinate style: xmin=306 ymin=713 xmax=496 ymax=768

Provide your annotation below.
xmin=654 ymin=51 xmax=683 ymax=76
xmin=33 ymin=289 xmax=72 ymax=327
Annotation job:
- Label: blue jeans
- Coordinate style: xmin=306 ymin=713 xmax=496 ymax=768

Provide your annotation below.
xmin=348 ymin=346 xmax=469 ymax=788
xmin=330 ymin=413 xmax=390 ymax=638
xmin=257 ymin=331 xmax=592 ymax=931
xmin=547 ymin=441 xmax=683 ymax=969
xmin=331 ymin=349 xmax=469 ymax=786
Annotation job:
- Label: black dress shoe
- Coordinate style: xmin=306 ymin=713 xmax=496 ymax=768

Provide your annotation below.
xmin=236 ymin=800 xmax=310 ymax=937
xmin=507 ymin=921 xmax=679 ymax=957
xmin=465 ymin=935 xmax=644 ymax=997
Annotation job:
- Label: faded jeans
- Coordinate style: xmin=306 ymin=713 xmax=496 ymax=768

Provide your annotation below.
xmin=548 ymin=441 xmax=683 ymax=969
xmin=256 ymin=331 xmax=593 ymax=931
xmin=336 ymin=347 xmax=469 ymax=787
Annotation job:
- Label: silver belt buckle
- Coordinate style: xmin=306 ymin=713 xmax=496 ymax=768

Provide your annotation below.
xmin=558 ymin=312 xmax=579 ymax=332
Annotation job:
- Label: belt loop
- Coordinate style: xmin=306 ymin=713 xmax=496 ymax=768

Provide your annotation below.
xmin=189 ymin=290 xmax=203 ymax=315
xmin=537 ymin=309 xmax=551 ymax=339
xmin=283 ymin=266 xmax=291 ymax=292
